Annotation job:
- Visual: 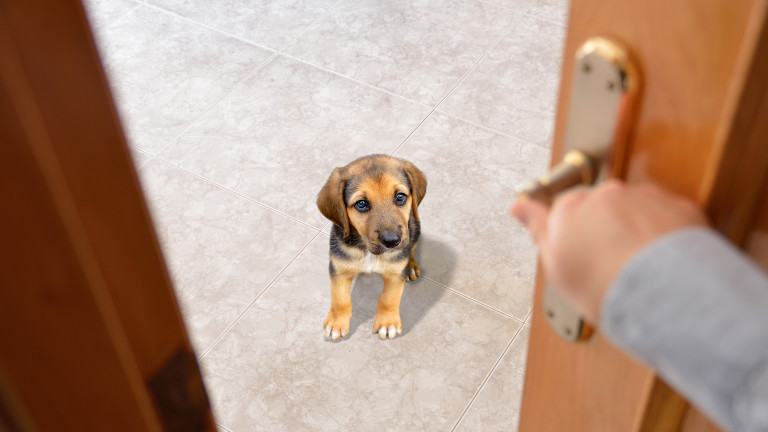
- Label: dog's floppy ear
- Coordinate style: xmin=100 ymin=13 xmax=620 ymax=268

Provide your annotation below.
xmin=317 ymin=168 xmax=350 ymax=237
xmin=403 ymin=161 xmax=427 ymax=221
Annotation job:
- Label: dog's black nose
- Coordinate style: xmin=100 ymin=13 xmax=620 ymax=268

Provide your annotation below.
xmin=379 ymin=232 xmax=401 ymax=248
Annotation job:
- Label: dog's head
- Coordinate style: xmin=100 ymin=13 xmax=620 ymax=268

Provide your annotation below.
xmin=317 ymin=155 xmax=426 ymax=255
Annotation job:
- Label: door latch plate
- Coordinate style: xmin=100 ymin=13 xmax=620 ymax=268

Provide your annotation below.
xmin=542 ymin=37 xmax=639 ymax=342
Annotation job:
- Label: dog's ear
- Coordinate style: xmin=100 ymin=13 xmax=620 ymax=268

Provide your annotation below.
xmin=403 ymin=161 xmax=427 ymax=221
xmin=317 ymin=168 xmax=350 ymax=237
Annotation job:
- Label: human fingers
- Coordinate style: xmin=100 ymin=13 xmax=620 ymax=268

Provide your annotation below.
xmin=511 ymin=197 xmax=550 ymax=247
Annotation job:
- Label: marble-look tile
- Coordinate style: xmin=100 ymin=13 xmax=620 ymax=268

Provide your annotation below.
xmin=287 ymin=0 xmax=520 ymax=105
xmin=456 ymin=327 xmax=530 ymax=431
xmin=82 ymin=0 xmax=139 ymax=31
xmin=201 ymin=235 xmax=519 ymax=431
xmin=97 ymin=6 xmax=272 ymax=153
xmin=137 ymin=159 xmax=317 ymax=353
xmin=129 ymin=146 xmax=153 ymax=168
xmin=438 ymin=15 xmax=565 ymax=148
xmin=525 ymin=307 xmax=533 ymax=324
xmin=479 ymin=0 xmax=534 ymax=11
xmin=159 ymin=55 xmax=431 ymax=229
xmin=527 ymin=0 xmax=569 ymax=26
xmin=395 ymin=112 xmax=549 ymax=319
xmin=146 ymin=0 xmax=333 ymax=51
xmin=320 ymin=222 xmax=333 ymax=235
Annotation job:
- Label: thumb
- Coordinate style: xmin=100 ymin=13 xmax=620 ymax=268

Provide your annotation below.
xmin=511 ymin=197 xmax=549 ymax=247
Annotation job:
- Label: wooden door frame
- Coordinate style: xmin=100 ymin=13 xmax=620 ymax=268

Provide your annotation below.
xmin=0 ymin=0 xmax=214 ymax=429
xmin=519 ymin=0 xmax=768 ymax=430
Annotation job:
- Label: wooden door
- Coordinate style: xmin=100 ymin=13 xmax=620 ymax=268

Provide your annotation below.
xmin=519 ymin=0 xmax=768 ymax=431
xmin=0 ymin=0 xmax=215 ymax=430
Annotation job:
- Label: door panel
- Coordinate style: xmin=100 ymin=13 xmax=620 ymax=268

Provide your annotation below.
xmin=520 ymin=0 xmax=768 ymax=430
xmin=0 ymin=0 xmax=215 ymax=429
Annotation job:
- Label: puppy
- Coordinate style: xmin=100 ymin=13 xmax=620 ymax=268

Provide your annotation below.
xmin=317 ymin=154 xmax=426 ymax=340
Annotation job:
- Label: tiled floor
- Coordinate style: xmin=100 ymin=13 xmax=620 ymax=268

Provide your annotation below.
xmin=84 ymin=0 xmax=566 ymax=430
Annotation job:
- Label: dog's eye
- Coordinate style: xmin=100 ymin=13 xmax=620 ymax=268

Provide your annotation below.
xmin=395 ymin=193 xmax=407 ymax=205
xmin=354 ymin=200 xmax=369 ymax=212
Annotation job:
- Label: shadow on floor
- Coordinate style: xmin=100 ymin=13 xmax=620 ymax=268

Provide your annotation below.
xmin=342 ymin=235 xmax=458 ymax=339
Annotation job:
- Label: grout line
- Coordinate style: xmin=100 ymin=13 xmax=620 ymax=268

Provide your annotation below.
xmin=390 ymin=0 xmax=537 ymax=156
xmin=141 ymin=2 xmax=279 ymax=52
xmin=523 ymin=12 xmax=567 ymax=27
xmin=150 ymin=156 xmax=323 ymax=233
xmin=277 ymin=52 xmax=433 ymax=110
xmin=199 ymin=230 xmax=323 ymax=359
xmin=433 ymin=109 xmax=552 ymax=151
xmin=215 ymin=423 xmax=234 ymax=432
xmin=280 ymin=0 xmax=345 ymax=51
xmin=450 ymin=324 xmax=525 ymax=431
xmin=389 ymin=110 xmax=437 ymax=157
xmin=422 ymin=276 xmax=526 ymax=325
xmin=146 ymin=0 xmax=353 ymax=158
xmin=140 ymin=0 xmax=548 ymax=160
xmin=135 ymin=3 xmax=281 ymax=158
xmin=99 ymin=2 xmax=144 ymax=31
xmin=434 ymin=0 xmax=537 ymax=111
xmin=477 ymin=0 xmax=536 ymax=11
xmin=277 ymin=0 xmax=433 ymax=110
xmin=129 ymin=146 xmax=154 ymax=169
xmin=523 ymin=307 xmax=533 ymax=325
xmin=151 ymin=50 xmax=280 ymax=156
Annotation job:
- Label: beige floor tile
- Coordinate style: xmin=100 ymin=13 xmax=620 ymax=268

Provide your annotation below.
xmin=90 ymin=0 xmax=566 ymax=428
xmin=97 ymin=6 xmax=272 ymax=153
xmin=138 ymin=159 xmax=317 ymax=353
xmin=201 ymin=236 xmax=520 ymax=431
xmin=82 ymin=0 xmax=139 ymax=31
xmin=395 ymin=112 xmax=549 ymax=319
xmin=480 ymin=0 xmax=534 ymax=11
xmin=527 ymin=0 xmax=570 ymax=25
xmin=287 ymin=0 xmax=521 ymax=105
xmin=159 ymin=55 xmax=431 ymax=229
xmin=129 ymin=147 xmax=153 ymax=168
xmin=455 ymin=327 xmax=531 ymax=431
xmin=438 ymin=15 xmax=565 ymax=148
xmin=147 ymin=0 xmax=334 ymax=50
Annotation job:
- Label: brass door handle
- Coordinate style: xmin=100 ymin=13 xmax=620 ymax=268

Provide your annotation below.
xmin=518 ymin=37 xmax=640 ymax=342
xmin=517 ymin=150 xmax=596 ymax=204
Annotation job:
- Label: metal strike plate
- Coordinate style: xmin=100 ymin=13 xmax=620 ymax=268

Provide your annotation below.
xmin=540 ymin=37 xmax=639 ymax=342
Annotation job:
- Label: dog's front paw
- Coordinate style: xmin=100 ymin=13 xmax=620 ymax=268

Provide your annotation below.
xmin=408 ymin=259 xmax=420 ymax=281
xmin=324 ymin=309 xmax=351 ymax=341
xmin=373 ymin=312 xmax=402 ymax=340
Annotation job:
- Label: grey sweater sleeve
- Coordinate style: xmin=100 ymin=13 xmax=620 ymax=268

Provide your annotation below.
xmin=600 ymin=227 xmax=768 ymax=432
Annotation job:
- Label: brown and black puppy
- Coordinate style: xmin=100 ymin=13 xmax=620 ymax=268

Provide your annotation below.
xmin=317 ymin=154 xmax=426 ymax=340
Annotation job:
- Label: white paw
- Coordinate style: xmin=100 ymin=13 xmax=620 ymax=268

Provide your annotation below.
xmin=324 ymin=325 xmax=347 ymax=341
xmin=376 ymin=325 xmax=401 ymax=340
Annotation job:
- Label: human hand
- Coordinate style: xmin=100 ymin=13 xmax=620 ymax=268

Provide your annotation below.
xmin=511 ymin=180 xmax=708 ymax=324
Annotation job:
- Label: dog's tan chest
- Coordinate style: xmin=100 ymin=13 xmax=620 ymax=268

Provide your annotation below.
xmin=331 ymin=245 xmax=407 ymax=277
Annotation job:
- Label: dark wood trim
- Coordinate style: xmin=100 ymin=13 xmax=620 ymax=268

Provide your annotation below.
xmin=704 ymin=1 xmax=768 ymax=246
xmin=0 ymin=0 xmax=215 ymax=429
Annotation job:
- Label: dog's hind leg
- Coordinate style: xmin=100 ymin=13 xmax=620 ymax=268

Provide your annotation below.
xmin=324 ymin=274 xmax=353 ymax=340
xmin=407 ymin=240 xmax=420 ymax=281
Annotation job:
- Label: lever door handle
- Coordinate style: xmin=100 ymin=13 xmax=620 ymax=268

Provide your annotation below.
xmin=517 ymin=150 xmax=596 ymax=204
xmin=517 ymin=37 xmax=640 ymax=342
